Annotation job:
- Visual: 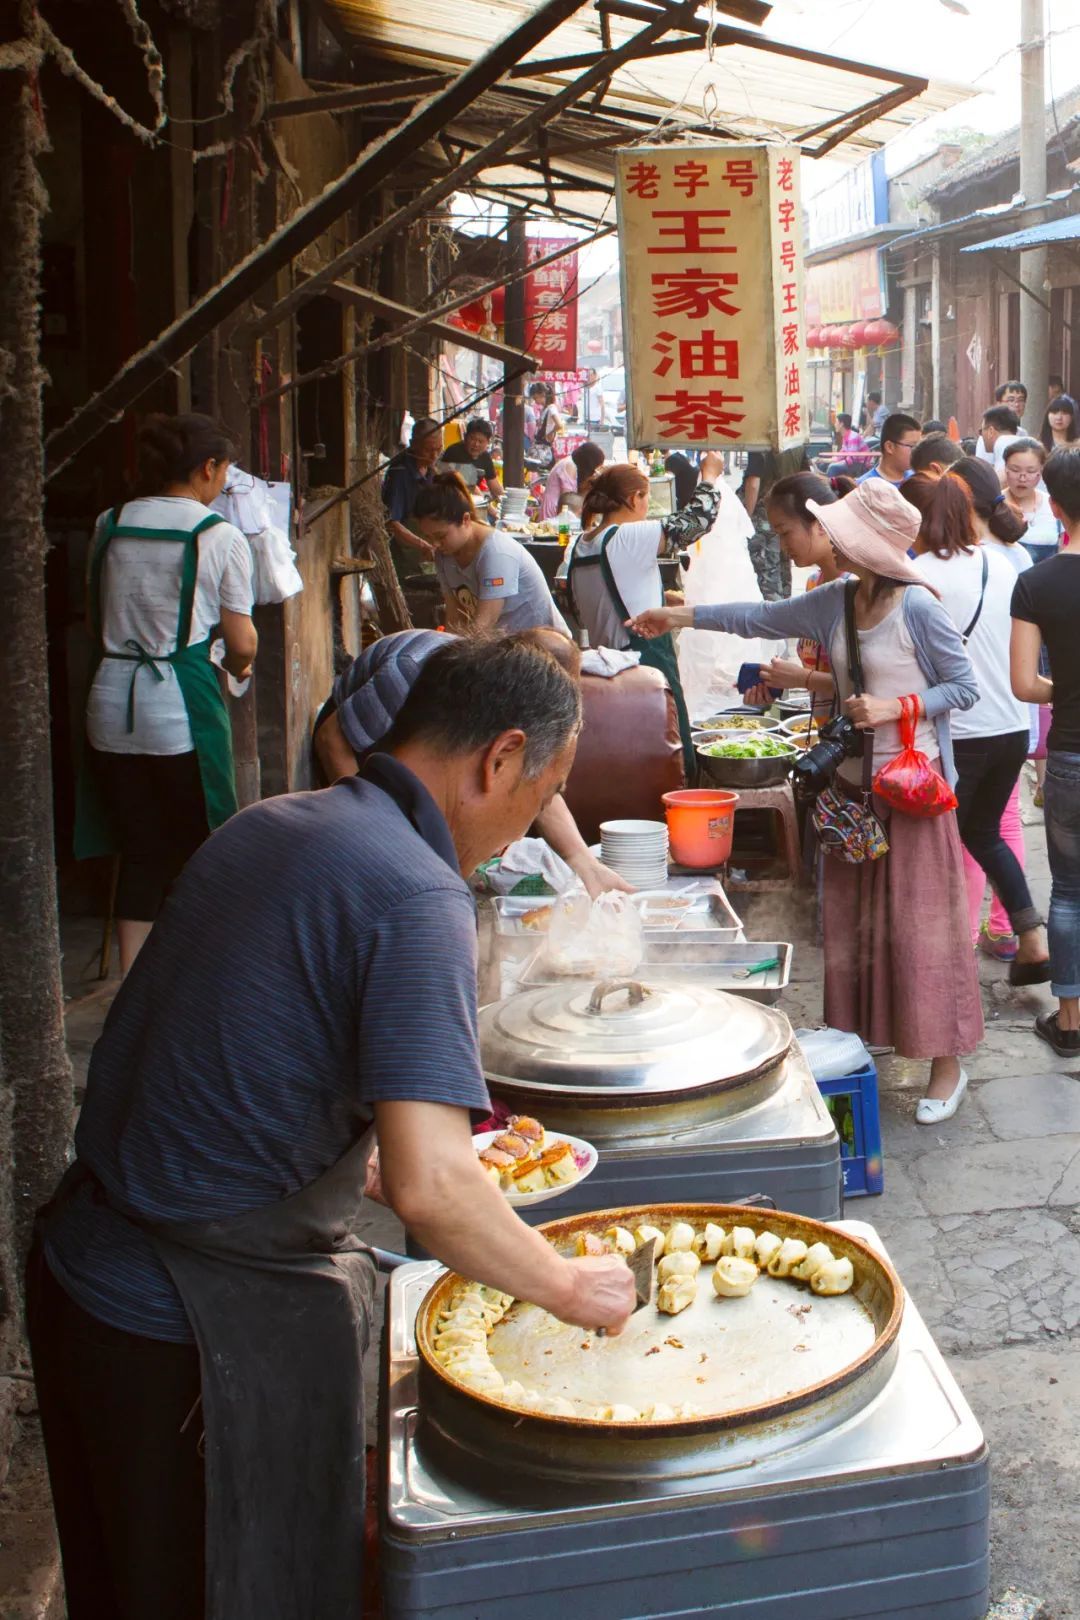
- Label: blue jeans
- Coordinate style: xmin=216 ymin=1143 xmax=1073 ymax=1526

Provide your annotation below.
xmin=1044 ymin=751 xmax=1080 ymax=997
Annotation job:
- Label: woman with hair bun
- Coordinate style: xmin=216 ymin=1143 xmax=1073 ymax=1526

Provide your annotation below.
xmin=76 ymin=412 xmax=257 ymax=973
xmin=413 ymin=470 xmax=569 ymax=636
xmin=564 ymin=452 xmax=726 ymax=772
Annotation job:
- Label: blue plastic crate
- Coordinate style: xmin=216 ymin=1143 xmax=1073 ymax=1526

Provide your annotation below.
xmin=815 ymin=1060 xmax=883 ymax=1197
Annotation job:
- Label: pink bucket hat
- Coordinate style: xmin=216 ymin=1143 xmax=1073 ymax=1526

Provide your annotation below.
xmin=806 ymin=478 xmax=939 ymax=596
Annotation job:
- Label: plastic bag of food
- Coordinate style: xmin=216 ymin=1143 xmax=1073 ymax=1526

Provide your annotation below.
xmin=872 ymin=695 xmax=957 ymax=819
xmin=543 ymin=890 xmax=644 ymax=977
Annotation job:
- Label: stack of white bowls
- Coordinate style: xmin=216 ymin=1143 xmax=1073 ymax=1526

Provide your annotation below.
xmin=499 ymin=488 xmax=529 ymax=525
xmin=598 ymin=819 xmax=670 ymax=889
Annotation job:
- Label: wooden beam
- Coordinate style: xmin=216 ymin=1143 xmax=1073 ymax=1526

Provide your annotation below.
xmin=44 ymin=0 xmax=590 ymax=479
xmin=806 ymin=83 xmax=923 ymax=158
xmin=267 ymin=74 xmax=451 ymax=117
xmin=597 ymin=0 xmax=772 ymax=24
xmin=324 ymin=281 xmax=540 ymax=369
xmin=238 ymin=1 xmax=700 ymax=344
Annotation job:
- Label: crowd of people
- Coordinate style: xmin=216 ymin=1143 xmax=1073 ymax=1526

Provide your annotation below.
xmin=37 ymin=381 xmax=1080 ymax=1612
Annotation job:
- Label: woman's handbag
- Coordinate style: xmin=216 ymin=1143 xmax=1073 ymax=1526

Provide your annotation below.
xmin=872 ymin=693 xmax=958 ymax=818
xmin=809 ymin=580 xmax=889 ymax=864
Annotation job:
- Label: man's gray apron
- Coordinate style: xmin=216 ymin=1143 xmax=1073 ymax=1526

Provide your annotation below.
xmin=144 ymin=1141 xmax=376 ymax=1620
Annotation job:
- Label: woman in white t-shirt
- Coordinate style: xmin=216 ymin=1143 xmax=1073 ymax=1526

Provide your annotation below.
xmin=1002 ymin=438 xmax=1061 ymax=562
xmin=565 ymin=456 xmax=724 ymax=775
xmin=76 ymin=414 xmax=257 ymax=972
xmin=912 ymin=466 xmax=1050 ymax=984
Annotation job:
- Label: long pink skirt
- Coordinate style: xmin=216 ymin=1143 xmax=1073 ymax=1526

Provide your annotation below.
xmin=821 ymin=784 xmax=984 ymax=1060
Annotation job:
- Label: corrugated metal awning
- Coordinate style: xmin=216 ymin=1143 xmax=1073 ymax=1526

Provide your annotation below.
xmin=326 ymin=0 xmax=971 ymax=164
xmin=960 ymin=213 xmax=1080 ymax=254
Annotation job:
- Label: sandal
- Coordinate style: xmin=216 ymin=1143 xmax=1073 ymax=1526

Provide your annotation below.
xmin=1009 ymin=958 xmax=1053 ymax=987
xmin=1034 ymin=1012 xmax=1080 ymax=1058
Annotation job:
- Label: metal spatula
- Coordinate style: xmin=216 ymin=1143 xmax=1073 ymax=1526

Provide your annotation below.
xmin=596 ymin=1236 xmax=657 ymax=1335
xmin=626 ymin=1235 xmax=658 ymax=1314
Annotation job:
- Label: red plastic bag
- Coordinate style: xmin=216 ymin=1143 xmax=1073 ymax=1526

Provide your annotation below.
xmin=872 ymin=695 xmax=958 ymax=818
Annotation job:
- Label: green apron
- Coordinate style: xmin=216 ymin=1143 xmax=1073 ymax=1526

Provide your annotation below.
xmin=567 ymin=524 xmax=696 ymax=779
xmin=74 ymin=509 xmax=240 ymax=860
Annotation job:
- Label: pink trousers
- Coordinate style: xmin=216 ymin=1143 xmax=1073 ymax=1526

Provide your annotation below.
xmin=963 ymin=780 xmax=1026 ymax=939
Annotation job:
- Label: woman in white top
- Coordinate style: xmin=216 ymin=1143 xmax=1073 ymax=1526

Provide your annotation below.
xmin=1002 ymin=438 xmax=1061 ymax=562
xmin=911 ymin=470 xmax=1050 ymax=986
xmin=565 ymin=455 xmax=725 ymax=775
xmin=76 ymin=414 xmax=257 ymax=972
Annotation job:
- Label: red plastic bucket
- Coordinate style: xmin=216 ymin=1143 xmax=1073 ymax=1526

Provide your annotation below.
xmin=661 ymin=788 xmax=739 ymax=868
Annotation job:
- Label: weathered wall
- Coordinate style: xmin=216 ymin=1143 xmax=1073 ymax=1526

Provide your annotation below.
xmin=282 ymin=499 xmax=360 ymax=791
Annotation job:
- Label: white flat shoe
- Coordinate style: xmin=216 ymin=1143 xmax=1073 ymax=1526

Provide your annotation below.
xmin=915 ymin=1068 xmax=968 ymax=1125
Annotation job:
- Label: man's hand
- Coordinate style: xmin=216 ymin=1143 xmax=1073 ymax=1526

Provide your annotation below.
xmin=843 ymin=693 xmax=903 ymax=729
xmin=558 ymin=1256 xmax=636 ymax=1334
xmin=375 ymin=1100 xmax=634 ymax=1332
xmin=699 ymin=451 xmax=725 ymax=483
xmin=569 ymin=849 xmax=635 ymax=900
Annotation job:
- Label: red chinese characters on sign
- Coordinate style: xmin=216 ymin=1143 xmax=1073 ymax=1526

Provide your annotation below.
xmin=524 ymin=237 xmax=579 ymax=371
xmin=618 ymin=144 xmax=803 ymax=448
xmin=650 ymin=269 xmax=741 ymax=321
xmin=771 ymin=145 xmax=803 ymax=442
xmin=654 ymin=389 xmax=746 ymax=441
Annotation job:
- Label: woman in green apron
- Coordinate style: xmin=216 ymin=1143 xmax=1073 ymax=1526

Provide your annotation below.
xmin=76 ymin=413 xmax=258 ymax=973
xmin=565 ymin=455 xmax=725 ymax=777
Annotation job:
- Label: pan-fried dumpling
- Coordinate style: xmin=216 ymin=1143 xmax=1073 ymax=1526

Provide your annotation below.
xmin=792 ymin=1242 xmax=835 ymax=1283
xmin=766 ymin=1238 xmax=808 ymax=1278
xmin=574 ymin=1232 xmax=606 ymax=1257
xmin=634 ymin=1223 xmax=664 ymax=1252
xmin=722 ymin=1226 xmax=756 ymax=1261
xmin=657 ymin=1274 xmax=697 ymax=1315
xmin=692 ymin=1223 xmax=726 ymax=1262
xmin=642 ymin=1402 xmax=677 ymax=1421
xmin=810 ymin=1257 xmax=854 ymax=1296
xmin=753 ymin=1231 xmax=783 ymax=1269
xmin=602 ymin=1225 xmax=636 ymax=1255
xmin=663 ymin=1221 xmax=696 ymax=1255
xmin=711 ymin=1256 xmax=758 ymax=1298
xmin=657 ymin=1250 xmax=701 ymax=1282
xmin=450 ymin=1358 xmax=504 ymax=1394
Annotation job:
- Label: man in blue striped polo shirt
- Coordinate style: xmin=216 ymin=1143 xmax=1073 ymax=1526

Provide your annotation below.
xmin=28 ymin=633 xmax=634 ymax=1620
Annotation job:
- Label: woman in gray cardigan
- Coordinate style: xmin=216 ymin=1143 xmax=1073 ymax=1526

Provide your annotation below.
xmin=630 ymin=478 xmax=984 ymax=1126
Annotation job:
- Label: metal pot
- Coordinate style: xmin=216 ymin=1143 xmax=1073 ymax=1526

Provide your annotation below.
xmin=696 ymin=741 xmax=796 ymax=789
xmin=479 ymin=978 xmax=793 ymax=1140
xmin=415 ymin=1201 xmax=904 ymax=1482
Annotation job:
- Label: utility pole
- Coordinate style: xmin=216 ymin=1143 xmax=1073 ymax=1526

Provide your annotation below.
xmin=1018 ymin=0 xmax=1049 ymax=428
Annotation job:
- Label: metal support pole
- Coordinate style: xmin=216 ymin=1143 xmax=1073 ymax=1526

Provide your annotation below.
xmin=502 ymin=217 xmax=528 ymax=489
xmin=1019 ymin=0 xmax=1049 ymax=427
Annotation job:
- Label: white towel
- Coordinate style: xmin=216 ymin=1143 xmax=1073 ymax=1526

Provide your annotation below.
xmin=581 ymin=647 xmax=641 ymax=678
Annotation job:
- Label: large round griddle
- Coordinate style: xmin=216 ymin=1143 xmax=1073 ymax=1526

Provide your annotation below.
xmin=479 ymin=980 xmax=794 ymax=1139
xmin=415 ymin=1203 xmax=904 ymax=1483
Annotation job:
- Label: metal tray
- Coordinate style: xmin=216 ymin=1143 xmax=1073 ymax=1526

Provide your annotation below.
xmin=522 ymin=941 xmax=793 ymax=1004
xmin=493 ymin=886 xmax=744 ymax=943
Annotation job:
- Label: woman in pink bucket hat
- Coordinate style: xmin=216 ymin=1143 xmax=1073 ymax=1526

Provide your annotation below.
xmin=629 ymin=477 xmax=984 ymax=1125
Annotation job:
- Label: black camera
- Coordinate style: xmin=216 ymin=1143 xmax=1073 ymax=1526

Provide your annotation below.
xmin=791 ymin=715 xmax=863 ymax=793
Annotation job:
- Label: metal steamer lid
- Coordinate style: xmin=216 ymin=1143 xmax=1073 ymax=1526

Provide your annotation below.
xmin=479 ymin=977 xmax=792 ymax=1096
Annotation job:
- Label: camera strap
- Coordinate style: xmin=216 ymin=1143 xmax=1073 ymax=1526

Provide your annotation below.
xmin=961 ymin=550 xmax=989 ymax=645
xmin=842 ymin=578 xmax=875 ymax=798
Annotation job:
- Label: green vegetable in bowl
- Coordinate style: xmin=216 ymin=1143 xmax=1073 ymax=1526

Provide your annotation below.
xmin=701 ymin=735 xmax=795 ymax=759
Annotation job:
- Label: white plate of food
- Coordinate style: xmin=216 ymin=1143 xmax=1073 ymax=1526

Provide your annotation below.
xmin=474 ymin=1120 xmax=599 ymax=1208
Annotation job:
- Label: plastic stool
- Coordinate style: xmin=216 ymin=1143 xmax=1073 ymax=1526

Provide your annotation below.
xmin=726 ymin=782 xmax=802 ymax=890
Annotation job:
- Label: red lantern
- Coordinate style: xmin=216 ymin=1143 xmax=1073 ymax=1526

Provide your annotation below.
xmin=864 ymin=319 xmax=900 ymax=348
xmin=806 ymin=327 xmax=821 ymax=349
xmin=849 ymin=320 xmax=869 ymax=349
